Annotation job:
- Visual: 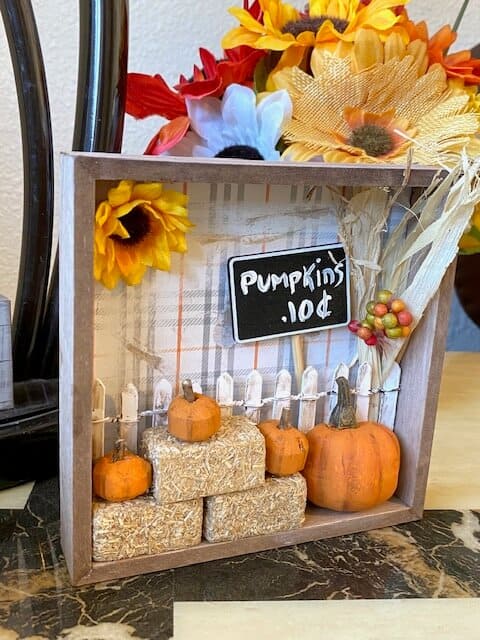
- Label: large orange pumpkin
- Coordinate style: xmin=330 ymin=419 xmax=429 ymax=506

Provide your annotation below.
xmin=303 ymin=376 xmax=400 ymax=512
xmin=93 ymin=442 xmax=152 ymax=502
xmin=167 ymin=379 xmax=221 ymax=442
xmin=258 ymin=407 xmax=309 ymax=476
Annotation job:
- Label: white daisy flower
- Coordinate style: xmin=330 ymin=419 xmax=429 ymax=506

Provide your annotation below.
xmin=168 ymin=84 xmax=292 ymax=161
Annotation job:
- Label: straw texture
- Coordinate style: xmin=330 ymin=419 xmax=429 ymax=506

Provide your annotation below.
xmin=142 ymin=416 xmax=266 ymax=504
xmin=204 ymin=473 xmax=307 ymax=542
xmin=92 ymin=496 xmax=202 ymax=562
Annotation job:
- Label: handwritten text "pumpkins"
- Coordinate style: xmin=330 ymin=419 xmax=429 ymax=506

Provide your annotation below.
xmin=239 ymin=254 xmax=345 ymax=324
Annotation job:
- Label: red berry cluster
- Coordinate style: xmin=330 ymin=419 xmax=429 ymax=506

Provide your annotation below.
xmin=348 ymin=289 xmax=413 ymax=346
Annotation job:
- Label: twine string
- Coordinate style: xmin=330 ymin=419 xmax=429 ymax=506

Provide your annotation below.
xmin=91 ymin=386 xmax=400 ymax=422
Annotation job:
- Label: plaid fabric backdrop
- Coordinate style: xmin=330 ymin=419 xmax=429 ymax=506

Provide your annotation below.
xmin=93 ymin=181 xmax=363 ymax=419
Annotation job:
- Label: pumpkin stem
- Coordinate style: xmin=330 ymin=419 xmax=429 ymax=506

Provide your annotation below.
xmin=279 ymin=407 xmax=291 ymax=429
xmin=329 ymin=376 xmax=357 ymax=429
xmin=182 ymin=379 xmax=196 ymax=403
xmin=112 ymin=438 xmax=126 ymax=462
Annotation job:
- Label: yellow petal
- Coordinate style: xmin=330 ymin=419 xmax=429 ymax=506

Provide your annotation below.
xmin=95 ymin=228 xmax=108 ymax=255
xmin=228 ymin=6 xmax=265 ymax=33
xmin=266 ymin=0 xmax=299 ymax=30
xmin=102 ymin=266 xmax=122 ymax=289
xmin=361 ymin=0 xmax=407 ymax=23
xmin=115 ymin=199 xmax=148 ymax=219
xmin=108 ymin=180 xmax=134 ymax=207
xmin=266 ymin=47 xmax=306 ymax=91
xmin=159 ymin=190 xmax=189 ymax=208
xmin=152 ymin=230 xmax=171 ymax=270
xmin=360 ymin=11 xmax=399 ymax=32
xmin=473 ymin=207 xmax=480 ymax=229
xmin=282 ymin=143 xmax=322 ymax=162
xmin=123 ymin=263 xmax=147 ymax=286
xmin=172 ymin=232 xmax=188 ymax=254
xmin=459 ymin=233 xmax=480 ymax=251
xmin=94 ymin=253 xmax=106 ymax=280
xmin=406 ymin=40 xmax=428 ymax=76
xmin=331 ymin=40 xmax=354 ymax=59
xmin=105 ymin=240 xmax=117 ymax=273
xmin=352 ymin=29 xmax=384 ymax=72
xmin=310 ymin=0 xmax=349 ymax=19
xmin=256 ymin=34 xmax=296 ymax=51
xmin=108 ymin=219 xmax=130 ymax=239
xmin=114 ymin=245 xmax=136 ymax=277
xmin=221 ymin=26 xmax=262 ymax=49
xmin=132 ymin=182 xmax=163 ymax=201
xmin=95 ymin=202 xmax=112 ymax=226
xmin=383 ymin=32 xmax=406 ymax=62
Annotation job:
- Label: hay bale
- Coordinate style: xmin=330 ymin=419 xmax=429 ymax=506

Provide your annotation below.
xmin=92 ymin=496 xmax=202 ymax=562
xmin=204 ymin=473 xmax=307 ymax=542
xmin=142 ymin=416 xmax=265 ymax=504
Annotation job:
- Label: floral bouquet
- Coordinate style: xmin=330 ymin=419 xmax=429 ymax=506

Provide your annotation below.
xmin=96 ymin=0 xmax=480 ymax=383
xmin=127 ymin=0 xmax=479 ymax=165
xmin=125 ymin=0 xmax=480 ymax=246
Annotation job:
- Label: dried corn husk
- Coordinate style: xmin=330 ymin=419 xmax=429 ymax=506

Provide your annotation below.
xmin=92 ymin=496 xmax=202 ymax=562
xmin=204 ymin=473 xmax=307 ymax=543
xmin=142 ymin=416 xmax=265 ymax=504
xmin=334 ymin=154 xmax=480 ymax=399
xmin=381 ymin=155 xmax=480 ymax=375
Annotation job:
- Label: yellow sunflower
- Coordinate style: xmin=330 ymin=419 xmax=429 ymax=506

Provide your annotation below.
xmin=222 ymin=0 xmax=408 ymax=84
xmin=276 ymin=52 xmax=480 ymax=165
xmin=94 ymin=180 xmax=192 ymax=289
xmin=340 ymin=27 xmax=428 ymax=75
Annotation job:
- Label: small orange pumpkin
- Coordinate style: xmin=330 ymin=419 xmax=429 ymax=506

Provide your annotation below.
xmin=303 ymin=376 xmax=400 ymax=512
xmin=167 ymin=379 xmax=221 ymax=442
xmin=258 ymin=407 xmax=309 ymax=476
xmin=93 ymin=441 xmax=152 ymax=502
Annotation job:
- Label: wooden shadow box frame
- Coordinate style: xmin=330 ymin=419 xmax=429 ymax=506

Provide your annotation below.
xmin=60 ymin=152 xmax=453 ymax=585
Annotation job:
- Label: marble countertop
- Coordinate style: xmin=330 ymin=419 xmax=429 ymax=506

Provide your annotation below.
xmin=0 ymin=352 xmax=479 ymax=640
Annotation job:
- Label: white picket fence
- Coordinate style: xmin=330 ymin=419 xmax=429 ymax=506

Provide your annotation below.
xmin=92 ymin=362 xmax=401 ymax=459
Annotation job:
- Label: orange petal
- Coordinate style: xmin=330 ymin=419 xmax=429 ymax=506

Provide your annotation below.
xmin=114 ymin=245 xmax=137 ymax=277
xmin=429 ymin=24 xmax=456 ymax=53
xmin=343 ymin=106 xmax=366 ymax=130
xmin=145 ymin=116 xmax=191 ymax=155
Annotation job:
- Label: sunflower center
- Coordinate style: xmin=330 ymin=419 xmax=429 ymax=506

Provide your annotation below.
xmin=215 ymin=145 xmax=264 ymax=160
xmin=112 ymin=206 xmax=150 ymax=245
xmin=282 ymin=15 xmax=349 ymax=37
xmin=348 ymin=124 xmax=394 ymax=157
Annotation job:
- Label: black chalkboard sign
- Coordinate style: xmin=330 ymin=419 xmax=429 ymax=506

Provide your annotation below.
xmin=228 ymin=244 xmax=350 ymax=342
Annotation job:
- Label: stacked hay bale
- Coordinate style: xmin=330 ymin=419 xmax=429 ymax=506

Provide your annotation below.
xmin=92 ymin=385 xmax=307 ymax=561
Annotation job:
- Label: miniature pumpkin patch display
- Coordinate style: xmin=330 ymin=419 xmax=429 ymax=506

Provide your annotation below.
xmin=167 ymin=379 xmax=221 ymax=442
xmin=258 ymin=407 xmax=309 ymax=476
xmin=303 ymin=377 xmax=400 ymax=512
xmin=93 ymin=440 xmax=152 ymax=502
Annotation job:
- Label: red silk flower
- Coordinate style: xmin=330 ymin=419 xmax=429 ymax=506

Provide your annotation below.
xmin=126 ymin=1 xmax=264 ymax=120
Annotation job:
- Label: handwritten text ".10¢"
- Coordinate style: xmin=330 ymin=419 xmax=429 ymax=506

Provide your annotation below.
xmin=239 ymin=253 xmax=345 ymax=325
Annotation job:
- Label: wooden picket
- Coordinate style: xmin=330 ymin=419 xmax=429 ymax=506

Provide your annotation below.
xmin=120 ymin=383 xmax=138 ymax=453
xmin=297 ymin=366 xmax=318 ymax=433
xmin=92 ymin=378 xmax=106 ymax=460
xmin=152 ymin=377 xmax=172 ymax=427
xmin=244 ymin=369 xmax=263 ymax=423
xmin=216 ymin=372 xmax=234 ymax=419
xmin=272 ymin=369 xmax=292 ymax=420
xmin=192 ymin=381 xmax=202 ymax=395
xmin=91 ymin=361 xmax=401 ymax=454
xmin=355 ymin=362 xmax=372 ymax=422
xmin=326 ymin=362 xmax=349 ymax=422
